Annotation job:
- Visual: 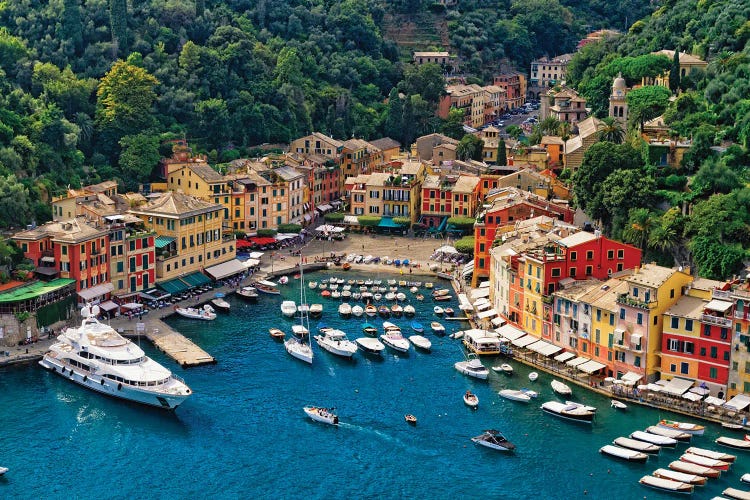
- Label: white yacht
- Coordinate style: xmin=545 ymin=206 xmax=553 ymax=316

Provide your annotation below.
xmin=380 ymin=326 xmax=410 ymax=353
xmin=314 ymin=328 xmax=358 ymax=358
xmin=281 ymin=300 xmax=297 ymax=318
xmin=454 ymin=354 xmax=489 ymax=380
xmin=285 ymin=325 xmax=313 ymax=364
xmin=39 ymin=305 xmax=192 ymax=409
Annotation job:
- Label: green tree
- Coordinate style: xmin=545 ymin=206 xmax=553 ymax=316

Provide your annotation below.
xmin=384 ymin=88 xmax=402 ymax=142
xmin=626 ymin=86 xmax=671 ymax=130
xmin=669 ymin=48 xmax=681 ymax=95
xmin=620 ymin=208 xmax=656 ymax=254
xmin=442 ymin=108 xmax=465 ymax=140
xmin=109 ymin=0 xmax=128 ymax=56
xmin=691 ymin=157 xmax=742 ymax=196
xmin=496 ymin=139 xmax=507 ymax=165
xmin=597 ymin=117 xmax=625 ymax=144
xmin=506 ymin=125 xmax=523 ymax=140
xmin=400 ymin=63 xmax=445 ymax=104
xmin=118 ymin=133 xmax=160 ymax=191
xmin=0 ymin=175 xmax=31 ymax=228
xmin=61 ymin=0 xmax=83 ymax=54
xmin=690 ymin=237 xmax=746 ymax=279
xmin=600 ymin=169 xmax=657 ymax=236
xmin=0 ymin=28 xmax=28 ymax=72
xmin=456 ymin=135 xmax=484 ymax=161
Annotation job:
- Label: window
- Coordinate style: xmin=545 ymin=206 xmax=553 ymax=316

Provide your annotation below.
xmin=668 ymin=339 xmax=679 ymax=351
xmin=551 ymin=268 xmax=561 ymax=277
xmin=680 ymin=362 xmax=689 ymax=374
xmin=704 ymin=324 xmax=711 ymax=337
xmin=634 ymin=356 xmax=641 ymax=367
xmin=586 ymin=250 xmax=593 ymax=260
xmin=633 ymin=287 xmax=639 ymax=297
xmin=721 ymin=328 xmax=728 ymax=340
xmin=684 ymin=342 xmax=693 ymax=354
xmin=569 ymin=268 xmax=576 ymax=277
xmin=685 ymin=319 xmax=693 ymax=331
xmin=670 ymin=288 xmax=675 ymax=299
xmin=570 ymin=251 xmax=577 ymax=261
xmin=607 ymin=250 xmax=614 ymax=260
xmin=709 ymin=367 xmax=718 ymax=379
xmin=619 ymin=308 xmax=625 ymax=320
xmin=636 ymin=313 xmax=643 ymax=325
xmin=585 ymin=266 xmax=593 ymax=276
xmin=670 ymin=363 xmax=676 ymax=372
xmin=700 ymin=347 xmax=706 ymax=356
xmin=596 ymin=309 xmax=601 ymax=322
xmin=617 ymin=249 xmax=624 ymax=259
xmin=670 ymin=317 xmax=679 ymax=329
xmin=710 ymin=346 xmax=717 ymax=358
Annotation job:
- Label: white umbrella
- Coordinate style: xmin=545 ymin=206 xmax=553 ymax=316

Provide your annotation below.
xmin=690 ymin=387 xmax=710 ymax=396
xmin=637 ymin=384 xmax=650 ymax=391
xmin=436 ymin=245 xmax=458 ymax=254
xmin=613 ymin=380 xmax=624 ymax=385
xmin=682 ymin=392 xmax=702 ymax=402
xmin=604 ymin=377 xmax=616 ymax=383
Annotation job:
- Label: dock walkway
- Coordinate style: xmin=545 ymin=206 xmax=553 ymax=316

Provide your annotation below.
xmin=144 ymin=323 xmax=216 ymax=368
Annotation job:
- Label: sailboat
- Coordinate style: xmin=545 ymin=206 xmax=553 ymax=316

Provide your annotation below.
xmin=285 ymin=255 xmax=314 ymax=364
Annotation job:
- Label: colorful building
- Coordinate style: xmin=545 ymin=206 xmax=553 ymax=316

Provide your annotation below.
xmin=728 ymin=287 xmax=750 ymax=397
xmin=419 ymin=174 xmax=481 ymax=230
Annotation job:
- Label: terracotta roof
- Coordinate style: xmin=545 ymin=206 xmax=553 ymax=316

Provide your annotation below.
xmin=626 ymin=263 xmax=681 ymax=289
xmin=13 ymin=217 xmax=108 ymax=243
xmin=665 ymin=295 xmax=705 ymax=320
xmin=130 ymin=191 xmax=221 ymax=218
xmin=369 ymin=137 xmax=400 ymax=151
xmin=653 ymin=50 xmax=707 ymax=66
xmin=187 ymin=164 xmax=224 ymax=183
xmin=342 ymin=138 xmax=373 ymax=151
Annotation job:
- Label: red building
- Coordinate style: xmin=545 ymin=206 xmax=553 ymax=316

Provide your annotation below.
xmin=696 ymin=299 xmax=733 ymax=386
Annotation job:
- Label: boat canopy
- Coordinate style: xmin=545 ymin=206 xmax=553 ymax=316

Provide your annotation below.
xmin=257 ymin=280 xmax=278 ymax=287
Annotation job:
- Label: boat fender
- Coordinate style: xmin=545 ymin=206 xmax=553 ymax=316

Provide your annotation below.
xmin=83 ymin=376 xmax=87 ymax=382
xmin=100 ymin=379 xmax=105 ymax=385
xmin=117 ymin=383 xmax=122 ymax=391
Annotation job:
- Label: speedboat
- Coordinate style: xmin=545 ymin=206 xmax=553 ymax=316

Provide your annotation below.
xmin=415 ymin=293 xmax=424 ymax=301
xmin=551 ymin=380 xmax=572 ymax=396
xmin=254 ymin=280 xmax=280 ymax=295
xmin=463 ymin=390 xmax=479 ymax=408
xmin=657 ymin=419 xmax=705 ymax=436
xmin=471 ymin=430 xmax=515 ymax=452
xmin=613 ymin=437 xmax=660 ymax=454
xmin=499 ymin=389 xmax=531 ymax=403
xmin=444 ymin=307 xmax=455 ymax=317
xmin=431 ymin=322 xmax=445 ymax=334
xmin=39 ymin=304 xmax=192 ymax=409
xmin=716 ymin=436 xmax=750 ymax=450
xmin=403 ymin=305 xmax=416 ymax=317
xmin=331 ymin=290 xmax=341 ymax=299
xmin=385 ymin=292 xmax=396 ymax=301
xmin=175 ymin=304 xmax=217 ymax=320
xmin=639 ymin=475 xmax=694 ymax=495
xmin=236 ymin=286 xmax=259 ymax=301
xmin=599 ymin=445 xmax=648 ymax=463
xmin=269 ymin=328 xmax=285 ymax=340
xmin=355 ymin=337 xmax=384 ymax=355
xmin=680 ymin=452 xmax=730 ymax=471
xmin=362 ymin=322 xmax=378 ymax=336
xmin=380 ymin=327 xmax=410 ymax=353
xmin=396 ymin=292 xmax=406 ymax=302
xmin=309 ymin=304 xmax=323 ymax=318
xmin=410 ymin=320 xmax=424 ymax=333
xmin=652 ymin=468 xmax=707 ymax=486
xmin=338 ymin=302 xmax=352 ymax=318
xmin=611 ymin=400 xmax=627 ymax=410
xmin=497 ymin=363 xmax=513 ymax=375
xmin=408 ymin=335 xmax=431 ymax=351
xmin=630 ymin=430 xmax=678 ymax=447
xmin=365 ymin=304 xmax=377 ymax=317
xmin=405 ymin=414 xmax=417 ymax=425
xmin=210 ymin=293 xmax=230 ymax=312
xmin=278 ymin=276 xmax=289 ymax=285
xmin=686 ymin=446 xmax=736 ymax=462
xmin=281 ymin=300 xmax=297 ymax=318
xmin=454 ymin=355 xmax=489 ymax=380
xmin=303 ymin=406 xmax=338 ymax=425
xmin=541 ymin=401 xmax=594 ymax=423
xmin=528 ymin=372 xmax=538 ymax=382
xmin=645 ymin=426 xmax=691 ymax=441
xmin=314 ymin=328 xmax=358 ymax=358
xmin=434 ymin=306 xmax=444 ymax=316
xmin=0 ymin=466 xmax=7 ymax=476
xmin=668 ymin=460 xmax=721 ymax=478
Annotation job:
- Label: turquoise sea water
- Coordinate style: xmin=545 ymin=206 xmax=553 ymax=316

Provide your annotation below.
xmin=1 ymin=271 xmax=748 ymax=499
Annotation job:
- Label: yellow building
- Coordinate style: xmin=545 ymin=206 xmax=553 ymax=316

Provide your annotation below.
xmin=645 ymin=50 xmax=708 ymax=89
xmin=51 ymin=181 xmax=119 ymax=221
xmin=520 ymin=256 xmax=546 ymax=338
xmin=728 ymin=288 xmax=750 ymax=397
xmin=585 ymin=278 xmax=630 ymax=375
xmin=129 ymin=192 xmax=235 ymax=282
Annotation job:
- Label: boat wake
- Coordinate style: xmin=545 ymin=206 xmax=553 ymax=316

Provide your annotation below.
xmin=337 ymin=422 xmax=440 ymax=457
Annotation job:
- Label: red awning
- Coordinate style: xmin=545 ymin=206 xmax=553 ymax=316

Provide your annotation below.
xmin=236 ymin=239 xmax=254 ymax=249
xmin=249 ymin=237 xmax=276 ymax=246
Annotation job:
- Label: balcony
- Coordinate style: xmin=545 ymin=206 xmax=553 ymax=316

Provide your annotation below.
xmin=712 ymin=289 xmax=731 ymax=300
xmin=542 ymin=295 xmax=553 ymax=305
xmin=616 ymin=293 xmax=656 ymax=309
xmin=735 ymin=310 xmax=748 ymax=320
xmin=701 ymin=314 xmax=732 ymax=328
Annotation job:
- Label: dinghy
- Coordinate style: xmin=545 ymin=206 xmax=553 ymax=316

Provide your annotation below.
xmin=716 ymin=436 xmax=750 ymax=450
xmin=599 ymin=445 xmax=648 ymax=462
xmin=686 ymin=446 xmax=736 ymax=462
xmin=668 ymin=460 xmax=722 ymax=478
xmin=645 ymin=425 xmax=691 ymax=441
xmin=723 ymin=487 xmax=750 ymax=500
xmin=613 ymin=437 xmax=660 ymax=454
xmin=611 ymin=400 xmax=627 ymax=410
xmin=638 ymin=475 xmax=694 ymax=495
xmin=630 ymin=430 xmax=678 ymax=447
xmin=680 ymin=452 xmax=730 ymax=471
xmin=652 ymin=468 xmax=707 ymax=486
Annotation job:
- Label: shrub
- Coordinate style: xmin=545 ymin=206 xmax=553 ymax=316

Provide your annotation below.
xmin=257 ymin=229 xmax=277 ymax=237
xmin=324 ymin=212 xmax=345 ymax=222
xmin=357 ymin=216 xmax=381 ymax=227
xmin=277 ymin=224 xmax=302 ymax=234
xmin=455 ymin=236 xmax=475 ymax=255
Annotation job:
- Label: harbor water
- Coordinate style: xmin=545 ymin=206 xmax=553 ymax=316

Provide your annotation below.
xmin=1 ymin=271 xmax=748 ymax=499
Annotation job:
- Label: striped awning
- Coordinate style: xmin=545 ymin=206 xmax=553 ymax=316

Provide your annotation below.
xmin=512 ymin=335 xmax=537 ymax=348
xmin=157 ymin=278 xmax=191 ymax=295
xmin=578 ymin=360 xmax=606 ymax=374
xmin=554 ymin=352 xmax=576 ymax=363
xmin=155 ymin=236 xmax=176 ymax=249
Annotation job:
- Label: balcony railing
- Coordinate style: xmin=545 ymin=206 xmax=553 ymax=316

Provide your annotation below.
xmin=701 ymin=314 xmax=732 ymax=328
xmin=735 ymin=310 xmax=748 ymax=320
xmin=712 ymin=289 xmax=731 ymax=300
xmin=616 ymin=293 xmax=656 ymax=310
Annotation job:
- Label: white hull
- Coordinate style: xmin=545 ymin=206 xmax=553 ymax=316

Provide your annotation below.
xmin=174 ymin=307 xmax=216 ymax=320
xmin=408 ymin=335 xmax=432 ymax=350
xmin=630 ymin=430 xmax=677 ymax=447
xmin=454 ymin=361 xmax=489 ymax=380
xmin=600 ymin=445 xmax=648 ymax=462
xmin=551 ymin=380 xmax=572 ymax=396
xmin=658 ymin=420 xmax=705 ymax=435
xmin=528 ymin=372 xmax=538 ymax=381
xmin=39 ymin=356 xmax=188 ymax=409
xmin=499 ymin=389 xmax=531 ymax=403
xmin=380 ymin=335 xmax=410 ymax=353
xmin=285 ymin=339 xmax=313 ymax=364
xmin=355 ymin=337 xmax=384 ymax=355
xmin=314 ymin=336 xmax=357 ymax=358
xmin=303 ymin=406 xmax=338 ymax=425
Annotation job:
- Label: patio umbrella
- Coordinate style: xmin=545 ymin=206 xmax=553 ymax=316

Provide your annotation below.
xmin=436 ymin=245 xmax=458 ymax=254
xmin=637 ymin=384 xmax=650 ymax=391
xmin=604 ymin=377 xmax=616 ymax=383
xmin=689 ymin=386 xmax=710 ymax=396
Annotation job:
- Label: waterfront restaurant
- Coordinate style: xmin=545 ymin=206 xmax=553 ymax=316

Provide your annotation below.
xmin=463 ymin=329 xmax=505 ymax=355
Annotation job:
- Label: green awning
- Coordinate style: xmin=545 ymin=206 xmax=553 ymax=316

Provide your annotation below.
xmin=157 ymin=278 xmax=190 ymax=295
xmin=181 ymin=271 xmax=212 ymax=287
xmin=0 ymin=278 xmax=76 ymax=303
xmin=378 ymin=217 xmax=400 ymax=228
xmin=155 ymin=236 xmax=176 ymax=249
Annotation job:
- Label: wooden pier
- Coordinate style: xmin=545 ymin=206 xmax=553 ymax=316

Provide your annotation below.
xmin=143 ymin=321 xmax=216 ymax=368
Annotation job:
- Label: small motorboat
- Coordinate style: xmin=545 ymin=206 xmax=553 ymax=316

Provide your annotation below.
xmin=638 ymin=475 xmax=694 ymax=495
xmin=378 ymin=305 xmax=390 ymax=318
xmin=599 ymin=444 xmax=648 ymax=463
xmin=434 ymin=306 xmax=444 ymax=316
xmin=281 ymin=300 xmax=297 ymax=318
xmin=454 ymin=355 xmax=489 ymax=380
xmin=498 ymin=363 xmax=513 ymax=375
xmin=395 ymin=292 xmax=406 ymax=302
xmin=351 ymin=305 xmax=364 ymax=317
xmin=528 ymin=372 xmax=538 ymax=382
xmin=415 ymin=293 xmax=425 ymax=301
xmin=380 ymin=328 xmax=410 ymax=353
xmin=521 ymin=388 xmax=538 ymax=398
xmin=471 ymin=430 xmax=515 ymax=452
xmin=403 ymin=305 xmax=416 ymax=317
xmin=174 ymin=304 xmax=217 ymax=321
xmin=405 ymin=414 xmax=417 ymax=425
xmin=391 ymin=304 xmax=403 ymax=317
xmin=342 ymin=262 xmax=352 ymax=270
xmin=331 ymin=290 xmax=341 ymax=299
xmin=652 ymin=468 xmax=706 ymax=486
xmin=308 ymin=281 xmax=318 ymax=290
xmin=236 ymin=286 xmax=259 ymax=301
xmin=269 ymin=328 xmax=285 ymax=340
xmin=742 ymin=473 xmax=750 ymax=484
xmin=448 ymin=331 xmax=464 ymax=340
xmin=431 ymin=322 xmax=445 ymax=334
xmin=321 ymin=289 xmax=332 ymax=297
xmin=657 ymin=419 xmax=705 ymax=436
xmin=385 ymin=292 xmax=396 ymax=301
xmin=463 ymin=390 xmax=479 ymax=408
xmin=444 ymin=307 xmax=455 ymax=317
xmin=365 ymin=304 xmax=377 ymax=317
xmin=303 ymin=406 xmax=338 ymax=425
xmin=499 ymin=389 xmax=531 ymax=403
xmin=309 ymin=304 xmax=323 ymax=318
xmin=319 ymin=283 xmax=328 ymax=290
xmin=278 ymin=276 xmax=289 ymax=285
xmin=680 ymin=452 xmax=731 ymax=471
xmin=541 ymin=401 xmax=594 ymax=423
xmin=613 ymin=437 xmax=660 ymax=454
xmin=409 ymin=286 xmax=418 ymax=294
xmin=338 ymin=302 xmax=352 ymax=318
xmin=723 ymin=487 xmax=750 ymax=500
xmin=362 ymin=322 xmax=378 ymax=336
xmin=611 ymin=400 xmax=627 ymax=410
xmin=408 ymin=335 xmax=431 ymax=351
xmin=668 ymin=460 xmax=721 ymax=478
xmin=722 ymin=422 xmax=745 ymax=431
xmin=355 ymin=337 xmax=384 ymax=355
xmin=630 ymin=430 xmax=677 ymax=447
xmin=0 ymin=466 xmax=8 ymax=476
xmin=410 ymin=321 xmax=424 ymax=333
xmin=686 ymin=446 xmax=736 ymax=462
xmin=551 ymin=380 xmax=572 ymax=396
xmin=716 ymin=436 xmax=750 ymax=450
xmin=211 ymin=293 xmax=230 ymax=312
xmin=645 ymin=425 xmax=691 ymax=441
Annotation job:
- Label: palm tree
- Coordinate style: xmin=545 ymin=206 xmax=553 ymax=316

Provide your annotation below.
xmin=621 ymin=208 xmax=655 ymax=254
xmin=597 ymin=117 xmax=625 ymax=144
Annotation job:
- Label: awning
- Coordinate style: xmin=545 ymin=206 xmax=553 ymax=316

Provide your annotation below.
xmin=471 ymin=288 xmax=489 ymax=299
xmin=512 ymin=335 xmax=538 ymax=348
xmin=41 ymin=256 xmax=56 ymax=263
xmin=495 ymin=324 xmax=526 ymax=341
xmin=682 ymin=392 xmax=702 ymax=402
xmin=242 ymin=258 xmax=260 ymax=268
xmin=479 ymin=281 xmax=490 ymax=288
xmin=578 ymin=360 xmax=606 ymax=374
xmin=491 ymin=316 xmax=506 ymax=327
xmin=99 ymin=300 xmax=119 ymax=312
xmin=528 ymin=340 xmax=561 ymax=357
xmin=121 ymin=302 xmax=143 ymax=310
xmin=205 ymin=259 xmax=246 ymax=280
xmin=475 ymin=302 xmax=491 ymax=312
xmin=304 ymin=214 xmax=312 ymax=222
xmin=155 ymin=236 xmax=176 ymax=249
xmin=343 ymin=215 xmax=359 ymax=225
xmin=554 ymin=352 xmax=576 ymax=363
xmin=462 ymin=261 xmax=475 ymax=277
xmin=704 ymin=396 xmax=726 ymax=406
xmin=77 ymin=282 xmax=114 ymax=301
xmin=458 ymin=293 xmax=471 ymax=307
xmin=661 ymin=377 xmax=694 ymax=396
xmin=248 ymin=252 xmax=264 ymax=259
xmin=236 ymin=239 xmax=254 ymax=249
xmin=35 ymin=267 xmax=59 ymax=276
xmin=724 ymin=394 xmax=750 ymax=411
xmin=249 ymin=237 xmax=276 ymax=246
xmin=630 ymin=333 xmax=642 ymax=344
xmin=157 ymin=277 xmax=191 ymax=295
xmin=566 ymin=356 xmax=590 ymax=367
xmin=316 ymin=204 xmax=332 ymax=213
xmin=621 ymin=371 xmax=643 ymax=383
xmin=378 ymin=217 xmax=400 ymax=228
xmin=705 ymin=299 xmax=733 ymax=312
xmin=181 ymin=271 xmax=212 ymax=287
xmin=315 ymin=224 xmax=344 ymax=233
xmin=477 ymin=308 xmax=498 ymax=319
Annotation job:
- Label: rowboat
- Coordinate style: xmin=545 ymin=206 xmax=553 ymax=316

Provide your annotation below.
xmin=680 ymin=452 xmax=730 ymax=471
xmin=686 ymin=446 xmax=736 ymax=462
xmin=639 ymin=475 xmax=694 ymax=495
xmin=716 ymin=436 xmax=750 ymax=450
xmin=431 ymin=322 xmax=445 ymax=334
xmin=599 ymin=445 xmax=648 ymax=462
xmin=668 ymin=460 xmax=722 ymax=478
xmin=723 ymin=487 xmax=750 ymax=500
xmin=269 ymin=328 xmax=285 ymax=340
xmin=657 ymin=419 xmax=705 ymax=435
xmin=630 ymin=431 xmax=677 ymax=447
xmin=405 ymin=414 xmax=417 ymax=425
xmin=645 ymin=425 xmax=691 ymax=441
xmin=613 ymin=437 xmax=660 ymax=454
xmin=652 ymin=468 xmax=707 ymax=486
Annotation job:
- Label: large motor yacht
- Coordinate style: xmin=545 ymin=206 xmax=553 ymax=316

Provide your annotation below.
xmin=39 ymin=305 xmax=192 ymax=409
